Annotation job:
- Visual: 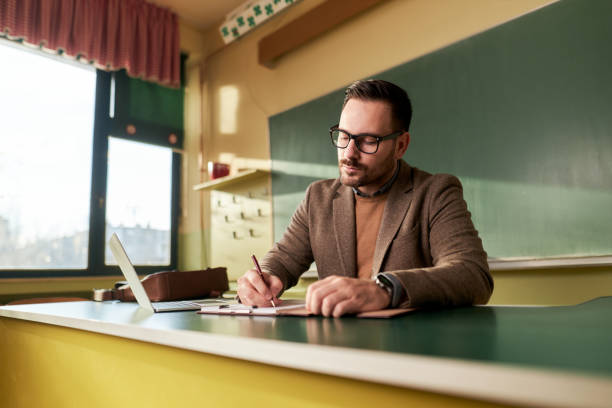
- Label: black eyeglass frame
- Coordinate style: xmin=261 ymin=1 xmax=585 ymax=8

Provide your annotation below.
xmin=329 ymin=125 xmax=404 ymax=154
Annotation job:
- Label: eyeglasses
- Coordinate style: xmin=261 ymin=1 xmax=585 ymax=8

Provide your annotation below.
xmin=330 ymin=125 xmax=404 ymax=154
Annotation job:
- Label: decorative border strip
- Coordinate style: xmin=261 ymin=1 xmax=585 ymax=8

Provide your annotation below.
xmin=219 ymin=0 xmax=300 ymax=44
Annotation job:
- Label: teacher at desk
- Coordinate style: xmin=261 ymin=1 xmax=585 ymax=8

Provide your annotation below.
xmin=237 ymin=79 xmax=493 ymax=317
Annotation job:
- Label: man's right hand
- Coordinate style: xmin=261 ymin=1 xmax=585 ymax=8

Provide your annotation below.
xmin=236 ymin=269 xmax=283 ymax=307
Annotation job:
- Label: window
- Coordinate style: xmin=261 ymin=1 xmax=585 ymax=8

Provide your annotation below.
xmin=0 ymin=40 xmax=183 ymax=278
xmin=105 ymin=137 xmax=172 ymax=266
xmin=0 ymin=43 xmax=95 ymax=270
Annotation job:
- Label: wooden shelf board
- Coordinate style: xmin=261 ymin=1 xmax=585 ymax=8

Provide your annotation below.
xmin=193 ymin=169 xmax=269 ymax=191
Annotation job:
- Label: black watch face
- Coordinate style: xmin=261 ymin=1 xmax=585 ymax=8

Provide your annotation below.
xmin=376 ymin=277 xmax=391 ymax=293
xmin=377 ymin=274 xmax=392 ymax=288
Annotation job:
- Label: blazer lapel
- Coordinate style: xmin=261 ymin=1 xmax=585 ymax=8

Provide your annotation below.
xmin=332 ymin=185 xmax=356 ymax=277
xmin=372 ymin=162 xmax=414 ymax=274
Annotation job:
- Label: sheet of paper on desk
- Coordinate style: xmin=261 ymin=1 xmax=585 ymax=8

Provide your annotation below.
xmin=197 ymin=299 xmax=416 ymax=318
xmin=197 ymin=301 xmax=307 ymax=316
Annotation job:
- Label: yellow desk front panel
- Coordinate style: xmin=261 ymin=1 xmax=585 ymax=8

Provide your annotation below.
xmin=1 ymin=317 xmax=507 ymax=408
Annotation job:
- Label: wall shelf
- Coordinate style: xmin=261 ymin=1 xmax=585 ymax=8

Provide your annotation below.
xmin=193 ymin=169 xmax=269 ymax=191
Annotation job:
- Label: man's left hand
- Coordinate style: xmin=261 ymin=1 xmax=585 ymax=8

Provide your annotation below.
xmin=305 ymin=276 xmax=390 ymax=317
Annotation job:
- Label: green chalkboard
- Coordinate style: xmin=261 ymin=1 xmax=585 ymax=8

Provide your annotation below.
xmin=269 ymin=0 xmax=612 ymax=263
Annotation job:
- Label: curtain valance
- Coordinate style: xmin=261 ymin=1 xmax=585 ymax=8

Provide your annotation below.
xmin=0 ymin=0 xmax=180 ymax=88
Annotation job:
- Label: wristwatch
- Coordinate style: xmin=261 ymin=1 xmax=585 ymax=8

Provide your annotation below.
xmin=375 ymin=273 xmax=403 ymax=308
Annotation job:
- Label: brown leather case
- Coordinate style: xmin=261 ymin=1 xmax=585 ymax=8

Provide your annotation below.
xmin=93 ymin=268 xmax=228 ymax=302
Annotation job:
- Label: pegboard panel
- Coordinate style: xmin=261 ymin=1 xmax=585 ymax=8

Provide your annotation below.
xmin=209 ymin=177 xmax=272 ymax=279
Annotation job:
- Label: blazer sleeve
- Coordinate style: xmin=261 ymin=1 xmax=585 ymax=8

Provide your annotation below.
xmin=259 ymin=184 xmax=315 ymax=291
xmin=388 ymin=175 xmax=494 ymax=307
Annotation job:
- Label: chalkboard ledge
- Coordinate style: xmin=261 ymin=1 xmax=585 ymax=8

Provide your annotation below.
xmin=489 ymin=256 xmax=612 ymax=271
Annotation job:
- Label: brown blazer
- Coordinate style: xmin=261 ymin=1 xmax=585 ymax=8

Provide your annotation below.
xmin=260 ymin=160 xmax=494 ymax=307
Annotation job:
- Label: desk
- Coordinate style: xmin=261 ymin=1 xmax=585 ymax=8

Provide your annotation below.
xmin=1 ymin=298 xmax=611 ymax=407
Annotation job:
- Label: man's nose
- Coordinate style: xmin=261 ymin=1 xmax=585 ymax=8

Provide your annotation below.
xmin=343 ymin=138 xmax=360 ymax=159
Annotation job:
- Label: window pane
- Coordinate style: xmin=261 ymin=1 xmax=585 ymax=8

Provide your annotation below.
xmin=105 ymin=137 xmax=172 ymax=265
xmin=0 ymin=41 xmax=95 ymax=269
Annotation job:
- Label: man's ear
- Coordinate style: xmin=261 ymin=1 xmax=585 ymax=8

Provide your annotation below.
xmin=394 ymin=132 xmax=410 ymax=159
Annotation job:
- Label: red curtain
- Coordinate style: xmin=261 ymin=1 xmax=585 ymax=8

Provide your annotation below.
xmin=0 ymin=0 xmax=180 ymax=88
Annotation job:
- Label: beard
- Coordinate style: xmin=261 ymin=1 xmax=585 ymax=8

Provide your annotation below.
xmin=338 ymin=154 xmax=396 ymax=190
xmin=338 ymin=158 xmax=367 ymax=187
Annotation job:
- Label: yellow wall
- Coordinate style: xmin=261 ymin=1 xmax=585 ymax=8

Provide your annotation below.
xmin=185 ymin=0 xmax=612 ymax=305
xmin=178 ymin=20 xmax=208 ymax=270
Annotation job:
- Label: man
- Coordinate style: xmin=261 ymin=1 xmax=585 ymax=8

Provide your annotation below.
xmin=237 ymin=79 xmax=493 ymax=317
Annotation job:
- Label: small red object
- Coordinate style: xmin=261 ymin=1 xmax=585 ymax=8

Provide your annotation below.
xmin=210 ymin=162 xmax=230 ymax=179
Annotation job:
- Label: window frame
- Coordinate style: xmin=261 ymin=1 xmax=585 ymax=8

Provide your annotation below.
xmin=1 ymin=69 xmax=181 ymax=278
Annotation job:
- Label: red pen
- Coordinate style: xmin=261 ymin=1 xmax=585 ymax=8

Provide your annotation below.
xmin=251 ymin=254 xmax=276 ymax=308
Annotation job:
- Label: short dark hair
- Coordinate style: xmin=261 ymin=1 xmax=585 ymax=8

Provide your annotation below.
xmin=342 ymin=79 xmax=413 ymax=131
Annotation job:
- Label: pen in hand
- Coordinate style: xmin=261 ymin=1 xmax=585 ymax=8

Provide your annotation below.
xmin=251 ymin=254 xmax=276 ymax=308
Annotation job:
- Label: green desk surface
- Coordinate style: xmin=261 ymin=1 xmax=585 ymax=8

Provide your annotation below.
xmin=2 ymin=297 xmax=611 ymax=379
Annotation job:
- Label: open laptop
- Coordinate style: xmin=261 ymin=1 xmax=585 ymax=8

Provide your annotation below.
xmin=109 ymin=233 xmax=204 ymax=312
